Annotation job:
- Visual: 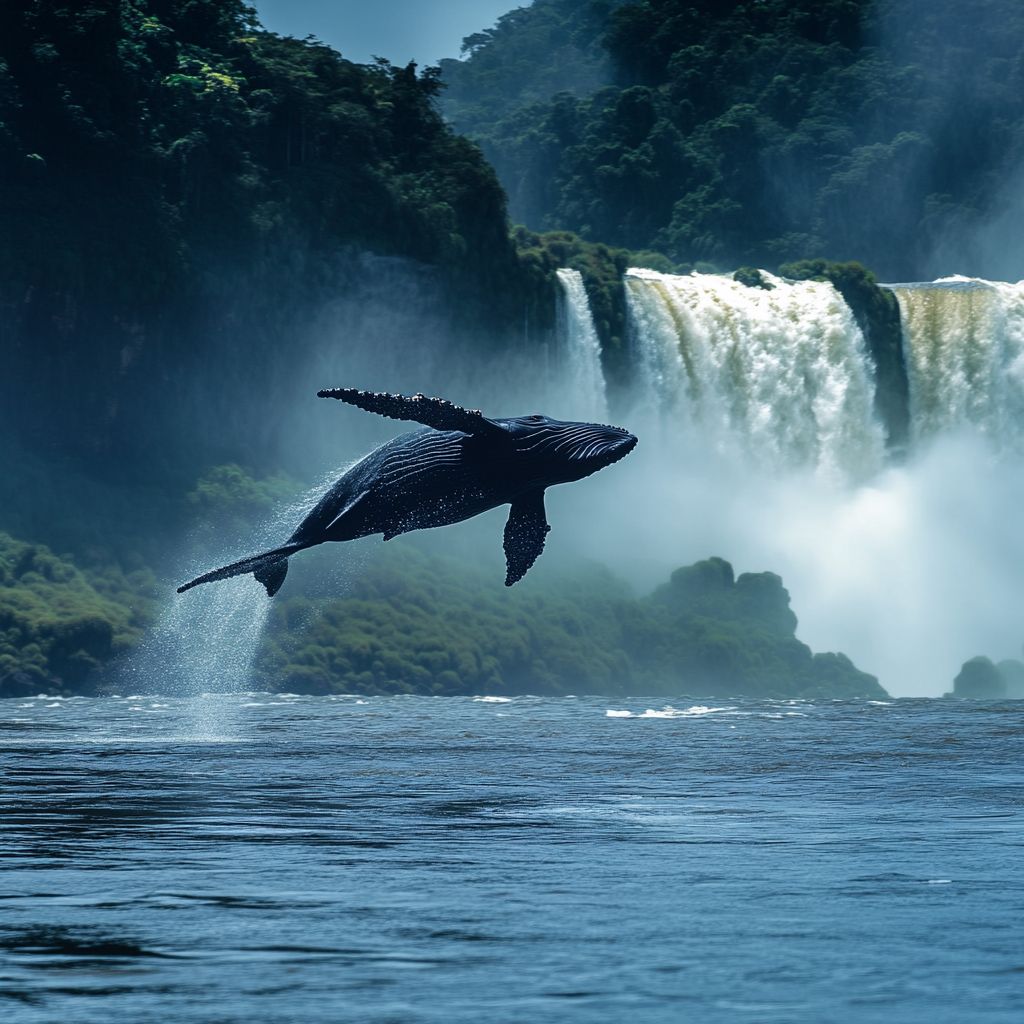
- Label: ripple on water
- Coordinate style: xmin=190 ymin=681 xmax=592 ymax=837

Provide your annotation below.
xmin=0 ymin=695 xmax=1021 ymax=1023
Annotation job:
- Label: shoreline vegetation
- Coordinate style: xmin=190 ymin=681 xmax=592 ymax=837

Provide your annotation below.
xmin=0 ymin=523 xmax=885 ymax=701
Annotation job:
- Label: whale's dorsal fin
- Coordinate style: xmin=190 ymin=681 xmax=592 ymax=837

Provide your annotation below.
xmin=503 ymin=489 xmax=550 ymax=587
xmin=317 ymin=388 xmax=504 ymax=437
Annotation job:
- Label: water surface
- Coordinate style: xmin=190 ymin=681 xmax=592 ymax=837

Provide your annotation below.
xmin=1 ymin=695 xmax=1022 ymax=1022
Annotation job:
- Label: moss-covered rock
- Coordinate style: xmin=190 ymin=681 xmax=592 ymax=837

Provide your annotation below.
xmin=951 ymin=656 xmax=1006 ymax=698
xmin=948 ymin=655 xmax=1024 ymax=698
xmin=639 ymin=557 xmax=879 ymax=698
xmin=733 ymin=267 xmax=774 ymax=290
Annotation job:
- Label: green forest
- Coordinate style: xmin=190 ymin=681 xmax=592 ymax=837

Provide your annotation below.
xmin=258 ymin=549 xmax=883 ymax=700
xmin=441 ymin=0 xmax=1024 ymax=279
xmin=0 ymin=526 xmax=884 ymax=701
xmin=0 ymin=0 xmax=559 ymax=473
xmin=10 ymin=0 xmax=1024 ymax=700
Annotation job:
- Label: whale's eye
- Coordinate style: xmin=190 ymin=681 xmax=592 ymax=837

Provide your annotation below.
xmin=526 ymin=414 xmax=544 ymax=422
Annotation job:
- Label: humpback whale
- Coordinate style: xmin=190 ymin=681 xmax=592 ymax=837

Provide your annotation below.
xmin=177 ymin=388 xmax=637 ymax=597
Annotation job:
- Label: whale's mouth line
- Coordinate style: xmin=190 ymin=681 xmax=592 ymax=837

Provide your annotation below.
xmin=607 ymin=435 xmax=638 ymax=462
xmin=580 ymin=434 xmax=638 ymax=468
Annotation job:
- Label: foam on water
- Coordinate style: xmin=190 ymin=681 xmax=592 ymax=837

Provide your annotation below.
xmin=607 ymin=705 xmax=734 ymax=718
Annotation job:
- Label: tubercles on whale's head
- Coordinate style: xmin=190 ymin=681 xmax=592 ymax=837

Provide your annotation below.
xmin=501 ymin=414 xmax=638 ymax=485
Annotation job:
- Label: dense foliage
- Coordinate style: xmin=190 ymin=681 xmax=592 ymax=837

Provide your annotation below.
xmin=0 ymin=532 xmax=155 ymax=696
xmin=0 ymin=0 xmax=550 ymax=468
xmin=257 ymin=549 xmax=883 ymax=699
xmin=440 ymin=0 xmax=624 ymax=226
xmin=442 ymin=0 xmax=1024 ymax=278
xmin=445 ymin=0 xmax=621 ymax=123
xmin=0 ymin=0 xmax=524 ymax=299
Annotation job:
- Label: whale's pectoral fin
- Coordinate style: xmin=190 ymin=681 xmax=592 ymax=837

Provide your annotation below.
xmin=503 ymin=490 xmax=550 ymax=587
xmin=317 ymin=388 xmax=505 ymax=437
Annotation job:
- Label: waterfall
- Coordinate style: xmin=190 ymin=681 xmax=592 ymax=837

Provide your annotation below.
xmin=625 ymin=268 xmax=886 ymax=480
xmin=604 ymin=266 xmax=1024 ymax=696
xmin=555 ymin=269 xmax=609 ymax=421
xmin=888 ymin=276 xmax=1024 ymax=449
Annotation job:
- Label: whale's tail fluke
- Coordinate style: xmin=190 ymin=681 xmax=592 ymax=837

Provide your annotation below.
xmin=176 ymin=542 xmax=309 ymax=597
xmin=254 ymin=557 xmax=289 ymax=597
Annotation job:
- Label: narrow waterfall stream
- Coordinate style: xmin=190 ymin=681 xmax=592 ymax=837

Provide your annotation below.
xmin=555 ymin=268 xmax=609 ymax=421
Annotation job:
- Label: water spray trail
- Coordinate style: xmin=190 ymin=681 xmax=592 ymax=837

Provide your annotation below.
xmin=117 ymin=473 xmax=340 ymax=738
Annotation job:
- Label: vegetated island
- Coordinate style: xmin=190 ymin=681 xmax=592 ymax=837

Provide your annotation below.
xmin=258 ymin=547 xmax=884 ymax=699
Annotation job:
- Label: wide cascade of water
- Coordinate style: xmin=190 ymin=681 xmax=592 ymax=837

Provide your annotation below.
xmin=555 ymin=268 xmax=609 ymax=421
xmin=554 ymin=267 xmax=1024 ymax=696
xmin=624 ymin=268 xmax=886 ymax=479
xmin=888 ymin=275 xmax=1024 ymax=448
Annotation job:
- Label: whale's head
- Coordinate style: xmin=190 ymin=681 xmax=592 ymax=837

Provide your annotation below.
xmin=499 ymin=414 xmax=638 ymax=486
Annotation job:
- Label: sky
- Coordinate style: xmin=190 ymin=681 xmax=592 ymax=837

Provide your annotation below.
xmin=252 ymin=0 xmax=526 ymax=66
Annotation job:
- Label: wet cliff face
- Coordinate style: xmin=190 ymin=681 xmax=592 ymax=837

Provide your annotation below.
xmin=0 ymin=2 xmax=555 ymax=480
xmin=778 ymin=260 xmax=909 ymax=455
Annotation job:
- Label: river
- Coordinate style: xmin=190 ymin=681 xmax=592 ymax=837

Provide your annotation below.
xmin=2 ymin=694 xmax=1021 ymax=1022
